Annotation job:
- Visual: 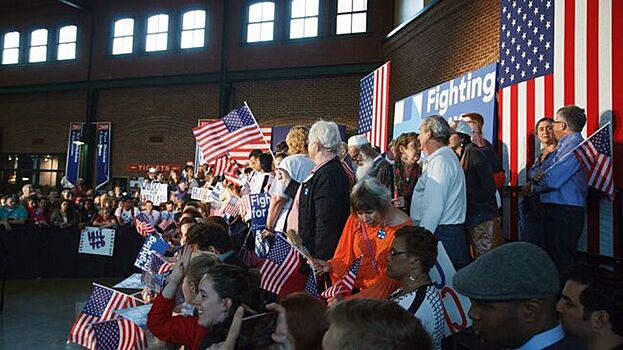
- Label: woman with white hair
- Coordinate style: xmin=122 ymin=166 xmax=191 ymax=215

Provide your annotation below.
xmin=276 ymin=120 xmax=350 ymax=260
xmin=311 ymin=177 xmax=412 ymax=301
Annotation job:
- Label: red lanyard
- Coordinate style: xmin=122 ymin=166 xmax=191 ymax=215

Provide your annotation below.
xmin=359 ymin=223 xmax=383 ymax=275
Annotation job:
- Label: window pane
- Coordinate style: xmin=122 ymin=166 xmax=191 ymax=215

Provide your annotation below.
xmin=192 ymin=29 xmax=204 ymax=47
xmin=113 ymin=36 xmax=132 ymax=54
xmin=29 ymin=45 xmax=46 ymax=62
xmin=290 ymin=18 xmax=305 ymax=38
xmin=114 ymin=18 xmax=134 ymax=37
xmin=181 ymin=30 xmax=193 ymax=47
xmin=4 ymin=32 xmax=20 ymax=48
xmin=31 ymin=29 xmax=48 ymax=46
xmin=181 ymin=29 xmax=204 ymax=48
xmin=353 ymin=0 xmax=367 ymax=11
xmin=351 ymin=12 xmax=366 ymax=33
xmin=262 ymin=2 xmax=275 ymax=21
xmin=337 ymin=0 xmax=352 ymax=13
xmin=2 ymin=48 xmax=19 ymax=64
xmin=59 ymin=25 xmax=77 ymax=43
xmin=336 ymin=14 xmax=351 ymax=35
xmin=183 ymin=10 xmax=205 ymax=30
xmin=146 ymin=34 xmax=157 ymax=51
xmin=157 ymin=33 xmax=167 ymax=50
xmin=306 ymin=0 xmax=319 ymax=17
xmin=249 ymin=3 xmax=263 ymax=23
xmin=291 ymin=0 xmax=305 ymax=18
xmin=260 ymin=22 xmax=274 ymax=41
xmin=304 ymin=17 xmax=318 ymax=37
xmin=57 ymin=42 xmax=76 ymax=60
xmin=247 ymin=23 xmax=261 ymax=43
xmin=147 ymin=14 xmax=168 ymax=34
xmin=157 ymin=15 xmax=169 ymax=32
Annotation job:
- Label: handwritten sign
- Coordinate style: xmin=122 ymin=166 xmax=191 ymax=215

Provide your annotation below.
xmin=429 ymin=242 xmax=472 ymax=336
xmin=78 ymin=226 xmax=115 ymax=256
xmin=134 ymin=234 xmax=169 ymax=271
xmin=140 ymin=182 xmax=168 ymax=205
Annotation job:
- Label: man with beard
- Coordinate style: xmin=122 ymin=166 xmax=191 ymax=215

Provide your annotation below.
xmin=347 ymin=135 xmax=392 ymax=189
xmin=453 ymin=242 xmax=586 ymax=350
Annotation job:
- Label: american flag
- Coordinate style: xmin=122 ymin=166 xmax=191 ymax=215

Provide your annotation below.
xmin=193 ymin=104 xmax=267 ymax=164
xmin=574 ymin=124 xmax=613 ymax=197
xmin=358 ymin=61 xmax=391 ymax=153
xmin=222 ymin=195 xmax=241 ymax=217
xmin=148 ymin=252 xmax=174 ymax=275
xmin=210 ymin=154 xmax=241 ymax=177
xmin=259 ymin=235 xmax=301 ymax=294
xmin=321 ymin=256 xmax=362 ymax=299
xmin=498 ymin=0 xmax=621 ymax=256
xmin=134 ymin=213 xmax=156 ymax=238
xmin=304 ymin=273 xmax=320 ymax=298
xmin=68 ymin=284 xmax=142 ymax=349
xmin=239 ymin=194 xmax=251 ymax=219
xmin=92 ymin=319 xmax=148 ymax=350
xmin=196 ymin=122 xmax=272 ymax=168
xmin=157 ymin=217 xmax=175 ymax=235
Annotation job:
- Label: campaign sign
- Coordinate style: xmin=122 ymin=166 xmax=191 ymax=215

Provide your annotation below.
xmin=113 ymin=273 xmax=145 ymax=289
xmin=140 ymin=182 xmax=168 ymax=205
xmin=134 ymin=234 xmax=170 ymax=271
xmin=78 ymin=226 xmax=115 ymax=256
xmin=429 ymin=242 xmax=472 ymax=336
xmin=393 ymin=63 xmax=497 ymax=143
xmin=65 ymin=123 xmax=84 ymax=187
xmin=114 ymin=304 xmax=152 ymax=329
xmin=95 ymin=122 xmax=111 ymax=190
xmin=250 ymin=193 xmax=271 ymax=230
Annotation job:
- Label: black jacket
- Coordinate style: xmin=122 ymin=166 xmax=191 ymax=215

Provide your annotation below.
xmin=285 ymin=157 xmax=350 ymax=260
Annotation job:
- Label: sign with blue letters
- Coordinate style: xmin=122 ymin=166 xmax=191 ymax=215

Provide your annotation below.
xmin=65 ymin=123 xmax=84 ymax=187
xmin=250 ymin=193 xmax=271 ymax=231
xmin=393 ymin=63 xmax=497 ymax=142
xmin=95 ymin=122 xmax=111 ymax=190
xmin=134 ymin=234 xmax=169 ymax=271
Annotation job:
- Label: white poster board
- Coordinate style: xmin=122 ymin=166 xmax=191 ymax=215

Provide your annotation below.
xmin=78 ymin=226 xmax=115 ymax=256
xmin=140 ymin=182 xmax=168 ymax=205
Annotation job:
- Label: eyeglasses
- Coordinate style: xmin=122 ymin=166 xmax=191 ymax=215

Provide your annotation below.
xmin=389 ymin=250 xmax=410 ymax=257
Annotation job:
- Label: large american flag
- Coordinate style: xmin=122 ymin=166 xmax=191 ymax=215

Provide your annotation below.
xmin=574 ymin=124 xmax=613 ymax=197
xmin=92 ymin=319 xmax=147 ymax=350
xmin=358 ymin=62 xmax=391 ymax=153
xmin=134 ymin=213 xmax=156 ymax=238
xmin=498 ymin=0 xmax=621 ymax=257
xmin=259 ymin=235 xmax=300 ymax=295
xmin=68 ymin=284 xmax=142 ymax=349
xmin=321 ymin=256 xmax=361 ymax=299
xmin=193 ymin=104 xmax=267 ymax=164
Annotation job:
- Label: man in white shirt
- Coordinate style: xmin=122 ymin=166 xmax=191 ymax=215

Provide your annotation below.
xmin=141 ymin=200 xmax=161 ymax=226
xmin=410 ymin=115 xmax=469 ymax=268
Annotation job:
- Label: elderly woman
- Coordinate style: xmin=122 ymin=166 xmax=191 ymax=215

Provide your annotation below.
xmin=521 ymin=117 xmax=558 ymax=247
xmin=391 ymin=132 xmax=421 ymax=213
xmin=277 ymin=121 xmax=350 ymax=260
xmin=264 ymin=126 xmax=316 ymax=236
xmin=148 ymin=247 xmax=257 ymax=350
xmin=312 ymin=177 xmax=412 ymax=300
xmin=387 ymin=226 xmax=444 ymax=350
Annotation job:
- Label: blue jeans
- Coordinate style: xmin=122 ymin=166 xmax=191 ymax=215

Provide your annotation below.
xmin=435 ymin=224 xmax=471 ymax=269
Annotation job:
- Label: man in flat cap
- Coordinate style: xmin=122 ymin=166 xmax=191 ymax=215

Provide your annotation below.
xmin=453 ymin=242 xmax=586 ymax=350
xmin=347 ymin=135 xmax=392 ymax=190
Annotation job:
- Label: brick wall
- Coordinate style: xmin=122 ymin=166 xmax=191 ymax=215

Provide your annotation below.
xmin=384 ymin=0 xmax=500 ymax=117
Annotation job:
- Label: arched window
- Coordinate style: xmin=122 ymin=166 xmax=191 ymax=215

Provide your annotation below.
xmin=29 ymin=28 xmax=48 ymax=62
xmin=57 ymin=25 xmax=77 ymax=60
xmin=336 ymin=0 xmax=367 ymax=35
xmin=2 ymin=31 xmax=20 ymax=65
xmin=146 ymin=14 xmax=169 ymax=52
xmin=289 ymin=0 xmax=319 ymax=39
xmin=247 ymin=2 xmax=274 ymax=43
xmin=112 ymin=18 xmax=134 ymax=55
xmin=181 ymin=10 xmax=206 ymax=48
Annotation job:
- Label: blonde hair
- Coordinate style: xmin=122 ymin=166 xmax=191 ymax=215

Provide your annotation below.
xmin=286 ymin=125 xmax=309 ymax=155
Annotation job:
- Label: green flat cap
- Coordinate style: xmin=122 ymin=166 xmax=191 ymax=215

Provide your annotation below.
xmin=453 ymin=242 xmax=559 ymax=300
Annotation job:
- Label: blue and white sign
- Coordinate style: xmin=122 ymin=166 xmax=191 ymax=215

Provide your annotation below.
xmin=134 ymin=234 xmax=170 ymax=271
xmin=78 ymin=226 xmax=115 ymax=256
xmin=65 ymin=123 xmax=84 ymax=187
xmin=250 ymin=193 xmax=271 ymax=230
xmin=95 ymin=122 xmax=111 ymax=190
xmin=393 ymin=63 xmax=497 ymax=142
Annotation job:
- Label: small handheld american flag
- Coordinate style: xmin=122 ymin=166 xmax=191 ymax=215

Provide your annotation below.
xmin=134 ymin=213 xmax=156 ymax=238
xmin=574 ymin=123 xmax=613 ymax=198
xmin=259 ymin=234 xmax=301 ymax=295
xmin=321 ymin=256 xmax=362 ymax=299
xmin=91 ymin=318 xmax=148 ymax=350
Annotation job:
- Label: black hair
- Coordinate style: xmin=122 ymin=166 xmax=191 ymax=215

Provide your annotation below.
xmin=248 ymin=149 xmax=263 ymax=159
xmin=185 ymin=221 xmax=233 ymax=253
xmin=394 ymin=226 xmax=438 ymax=273
xmin=567 ymin=264 xmax=623 ymax=336
xmin=258 ymin=153 xmax=273 ymax=172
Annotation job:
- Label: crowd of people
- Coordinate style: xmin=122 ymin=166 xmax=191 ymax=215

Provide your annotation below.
xmin=3 ymin=106 xmax=622 ymax=350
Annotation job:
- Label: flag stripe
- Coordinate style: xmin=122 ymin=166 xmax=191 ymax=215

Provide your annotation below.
xmin=553 ymin=0 xmax=565 ymax=110
xmin=564 ymin=0 xmax=575 ymax=104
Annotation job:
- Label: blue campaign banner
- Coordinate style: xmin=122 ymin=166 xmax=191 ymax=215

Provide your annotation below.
xmin=65 ymin=123 xmax=84 ymax=187
xmin=393 ymin=63 xmax=497 ymax=143
xmin=95 ymin=122 xmax=111 ymax=190
xmin=250 ymin=193 xmax=271 ymax=230
xmin=134 ymin=234 xmax=170 ymax=271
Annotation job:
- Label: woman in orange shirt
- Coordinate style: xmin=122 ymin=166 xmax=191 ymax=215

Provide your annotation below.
xmin=312 ymin=177 xmax=413 ymax=300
